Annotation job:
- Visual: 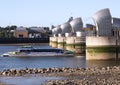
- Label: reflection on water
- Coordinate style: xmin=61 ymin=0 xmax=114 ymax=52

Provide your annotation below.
xmin=86 ymin=52 xmax=120 ymax=60
xmin=0 ymin=56 xmax=86 ymax=71
xmin=86 ymin=51 xmax=120 ymax=67
xmin=0 ymin=76 xmax=65 ymax=85
xmin=86 ymin=60 xmax=120 ymax=67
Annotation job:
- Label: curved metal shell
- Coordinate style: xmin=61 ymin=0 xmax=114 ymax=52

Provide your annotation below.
xmin=60 ymin=22 xmax=72 ymax=34
xmin=52 ymin=28 xmax=57 ymax=35
xmin=51 ymin=29 xmax=54 ymax=34
xmin=51 ymin=26 xmax=62 ymax=36
xmin=56 ymin=25 xmax=62 ymax=34
xmin=70 ymin=17 xmax=83 ymax=33
xmin=92 ymin=8 xmax=112 ymax=36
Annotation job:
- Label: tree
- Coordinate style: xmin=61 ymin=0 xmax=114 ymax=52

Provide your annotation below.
xmin=0 ymin=31 xmax=5 ymax=38
xmin=3 ymin=25 xmax=17 ymax=38
xmin=10 ymin=25 xmax=17 ymax=30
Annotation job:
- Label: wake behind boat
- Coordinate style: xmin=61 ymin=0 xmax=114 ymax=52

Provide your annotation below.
xmin=1 ymin=46 xmax=74 ymax=57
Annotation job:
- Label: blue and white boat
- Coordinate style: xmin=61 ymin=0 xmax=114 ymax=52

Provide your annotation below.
xmin=1 ymin=46 xmax=74 ymax=57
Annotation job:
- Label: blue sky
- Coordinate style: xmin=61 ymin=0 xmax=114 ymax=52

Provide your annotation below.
xmin=0 ymin=0 xmax=120 ymax=27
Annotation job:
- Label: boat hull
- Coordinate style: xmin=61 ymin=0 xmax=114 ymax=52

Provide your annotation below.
xmin=1 ymin=52 xmax=73 ymax=57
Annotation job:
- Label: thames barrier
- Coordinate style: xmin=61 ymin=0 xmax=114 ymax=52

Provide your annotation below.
xmin=50 ymin=8 xmax=120 ymax=60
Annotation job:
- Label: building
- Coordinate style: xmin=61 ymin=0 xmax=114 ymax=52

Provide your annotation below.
xmin=28 ymin=27 xmax=45 ymax=38
xmin=13 ymin=27 xmax=28 ymax=38
xmin=13 ymin=26 xmax=46 ymax=38
xmin=83 ymin=24 xmax=96 ymax=36
xmin=112 ymin=18 xmax=120 ymax=37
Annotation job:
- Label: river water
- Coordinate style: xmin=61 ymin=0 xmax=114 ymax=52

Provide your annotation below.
xmin=0 ymin=44 xmax=120 ymax=85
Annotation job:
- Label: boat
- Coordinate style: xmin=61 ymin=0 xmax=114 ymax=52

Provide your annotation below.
xmin=1 ymin=46 xmax=74 ymax=57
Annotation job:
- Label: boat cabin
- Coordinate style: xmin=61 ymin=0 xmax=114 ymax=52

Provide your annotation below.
xmin=17 ymin=46 xmax=64 ymax=53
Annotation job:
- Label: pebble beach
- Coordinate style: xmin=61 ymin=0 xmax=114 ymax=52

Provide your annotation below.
xmin=0 ymin=66 xmax=120 ymax=85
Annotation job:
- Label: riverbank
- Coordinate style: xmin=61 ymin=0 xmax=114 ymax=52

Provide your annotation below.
xmin=0 ymin=38 xmax=49 ymax=44
xmin=0 ymin=66 xmax=120 ymax=84
xmin=0 ymin=43 xmax=49 ymax=46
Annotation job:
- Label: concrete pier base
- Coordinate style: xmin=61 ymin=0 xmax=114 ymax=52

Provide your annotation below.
xmin=66 ymin=37 xmax=85 ymax=54
xmin=86 ymin=36 xmax=120 ymax=60
xmin=49 ymin=37 xmax=58 ymax=48
xmin=57 ymin=37 xmax=66 ymax=49
xmin=50 ymin=37 xmax=86 ymax=54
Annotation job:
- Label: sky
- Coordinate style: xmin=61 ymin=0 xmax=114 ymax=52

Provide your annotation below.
xmin=0 ymin=0 xmax=120 ymax=27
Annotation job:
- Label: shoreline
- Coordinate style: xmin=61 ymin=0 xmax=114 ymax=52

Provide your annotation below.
xmin=0 ymin=66 xmax=120 ymax=84
xmin=0 ymin=43 xmax=49 ymax=46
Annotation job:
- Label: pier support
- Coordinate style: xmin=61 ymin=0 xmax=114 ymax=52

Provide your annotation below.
xmin=65 ymin=37 xmax=85 ymax=54
xmin=57 ymin=37 xmax=66 ymax=49
xmin=50 ymin=36 xmax=86 ymax=54
xmin=49 ymin=37 xmax=58 ymax=48
xmin=86 ymin=36 xmax=120 ymax=60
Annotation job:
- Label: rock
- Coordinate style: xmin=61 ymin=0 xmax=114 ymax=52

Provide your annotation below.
xmin=102 ymin=67 xmax=106 ymax=70
xmin=106 ymin=66 xmax=110 ymax=71
xmin=2 ymin=71 xmax=9 ymax=76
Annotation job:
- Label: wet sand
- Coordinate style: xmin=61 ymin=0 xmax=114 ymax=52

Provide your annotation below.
xmin=44 ymin=67 xmax=120 ymax=85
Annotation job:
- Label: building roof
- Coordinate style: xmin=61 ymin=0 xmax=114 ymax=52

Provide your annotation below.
xmin=29 ymin=27 xmax=45 ymax=33
xmin=16 ymin=26 xmax=27 ymax=31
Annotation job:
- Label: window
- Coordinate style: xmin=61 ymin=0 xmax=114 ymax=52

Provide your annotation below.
xmin=19 ymin=34 xmax=23 ymax=38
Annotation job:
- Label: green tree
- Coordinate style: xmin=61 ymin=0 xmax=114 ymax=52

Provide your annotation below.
xmin=0 ymin=31 xmax=5 ymax=38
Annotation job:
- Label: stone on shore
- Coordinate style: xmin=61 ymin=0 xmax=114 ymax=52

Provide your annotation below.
xmin=0 ymin=66 xmax=120 ymax=84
